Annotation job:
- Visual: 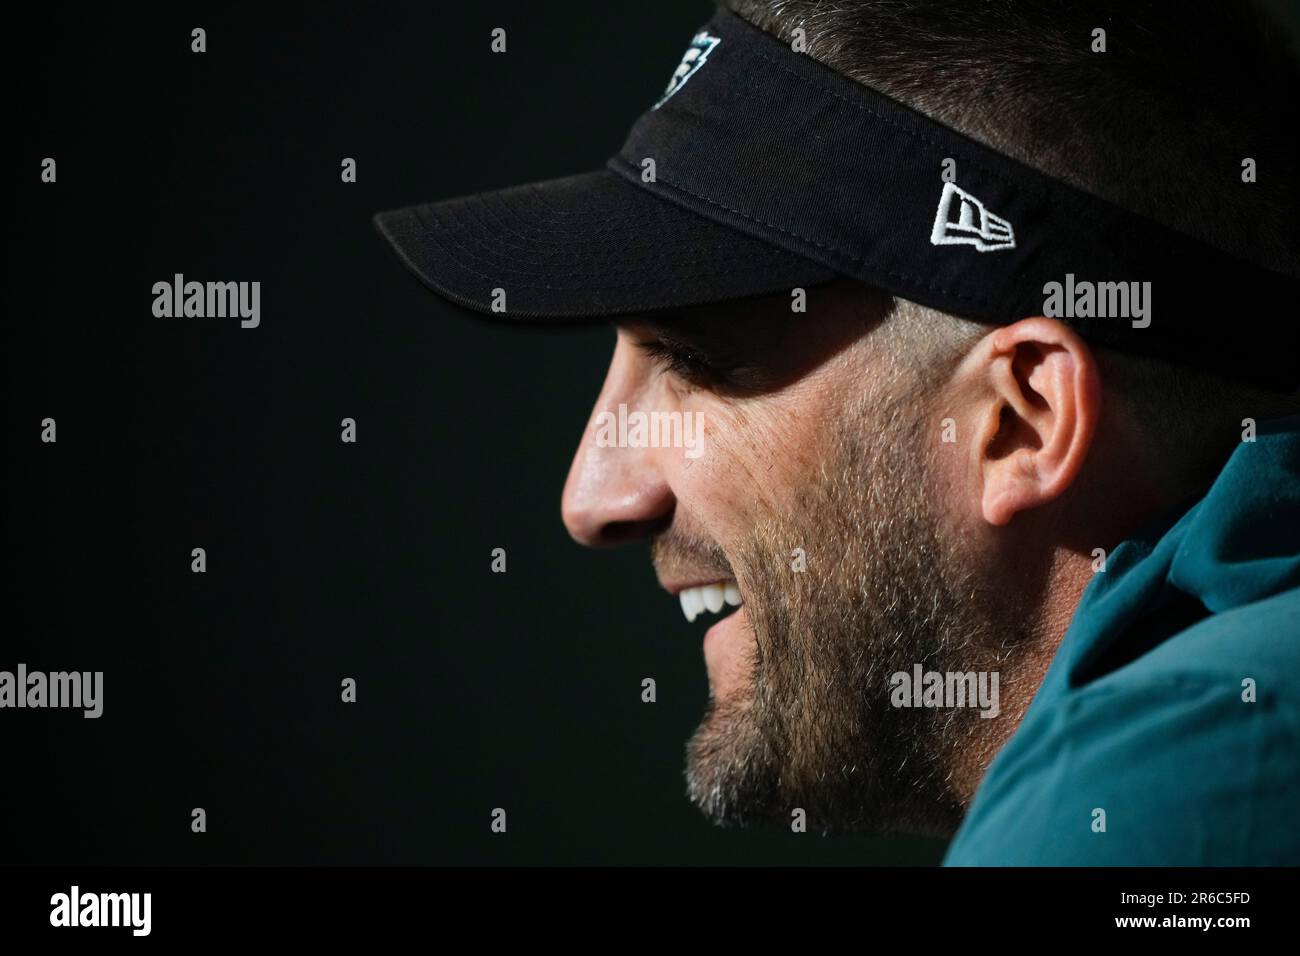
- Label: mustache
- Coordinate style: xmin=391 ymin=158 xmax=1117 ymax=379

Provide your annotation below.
xmin=651 ymin=529 xmax=734 ymax=584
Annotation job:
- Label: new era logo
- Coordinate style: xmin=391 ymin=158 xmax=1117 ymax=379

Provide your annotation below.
xmin=930 ymin=182 xmax=1016 ymax=252
xmin=653 ymin=30 xmax=721 ymax=110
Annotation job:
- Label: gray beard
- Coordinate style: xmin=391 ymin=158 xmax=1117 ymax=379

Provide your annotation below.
xmin=683 ymin=392 xmax=1032 ymax=836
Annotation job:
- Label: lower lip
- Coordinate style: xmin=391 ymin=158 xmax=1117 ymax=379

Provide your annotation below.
xmin=702 ymin=605 xmax=750 ymax=699
xmin=703 ymin=606 xmax=744 ymax=644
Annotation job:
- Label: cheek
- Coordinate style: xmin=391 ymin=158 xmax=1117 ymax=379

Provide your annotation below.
xmin=662 ymin=395 xmax=828 ymax=540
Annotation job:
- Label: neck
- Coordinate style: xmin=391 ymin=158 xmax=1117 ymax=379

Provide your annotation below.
xmin=943 ymin=546 xmax=1096 ymax=811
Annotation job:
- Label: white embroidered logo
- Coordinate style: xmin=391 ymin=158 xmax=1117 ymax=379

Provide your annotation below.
xmin=930 ymin=182 xmax=1016 ymax=252
xmin=653 ymin=30 xmax=721 ymax=110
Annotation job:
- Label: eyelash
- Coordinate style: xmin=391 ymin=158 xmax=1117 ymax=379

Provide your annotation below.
xmin=638 ymin=339 xmax=722 ymax=385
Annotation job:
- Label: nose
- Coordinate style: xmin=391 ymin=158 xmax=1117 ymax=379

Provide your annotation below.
xmin=562 ymin=448 xmax=675 ymax=547
xmin=561 ymin=339 xmax=675 ymax=548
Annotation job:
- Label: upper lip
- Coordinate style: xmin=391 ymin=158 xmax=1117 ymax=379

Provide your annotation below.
xmin=658 ymin=575 xmax=736 ymax=596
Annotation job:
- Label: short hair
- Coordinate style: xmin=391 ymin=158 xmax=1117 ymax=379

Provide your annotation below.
xmin=722 ymin=0 xmax=1300 ymax=493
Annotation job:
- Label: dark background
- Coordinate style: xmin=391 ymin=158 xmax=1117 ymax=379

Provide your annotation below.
xmin=5 ymin=1 xmax=951 ymax=864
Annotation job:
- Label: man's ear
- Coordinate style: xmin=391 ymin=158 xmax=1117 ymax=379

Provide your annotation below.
xmin=966 ymin=317 xmax=1101 ymax=526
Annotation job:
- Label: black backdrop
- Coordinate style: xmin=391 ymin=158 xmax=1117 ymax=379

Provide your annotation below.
xmin=5 ymin=0 xmax=958 ymax=866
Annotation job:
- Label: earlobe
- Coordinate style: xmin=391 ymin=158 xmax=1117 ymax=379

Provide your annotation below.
xmin=982 ymin=449 xmax=1039 ymax=526
xmin=977 ymin=319 xmax=1100 ymax=527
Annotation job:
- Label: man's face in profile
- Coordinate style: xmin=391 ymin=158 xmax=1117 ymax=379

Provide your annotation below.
xmin=562 ymin=280 xmax=1029 ymax=836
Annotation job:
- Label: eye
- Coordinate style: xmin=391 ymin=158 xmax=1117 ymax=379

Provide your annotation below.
xmin=637 ymin=337 xmax=724 ymax=386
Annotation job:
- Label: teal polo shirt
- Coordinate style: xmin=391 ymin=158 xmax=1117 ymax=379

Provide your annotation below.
xmin=944 ymin=415 xmax=1300 ymax=865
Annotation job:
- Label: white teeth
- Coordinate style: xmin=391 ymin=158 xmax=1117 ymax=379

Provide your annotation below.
xmin=688 ymin=588 xmax=705 ymax=620
xmin=679 ymin=589 xmax=703 ymax=623
xmin=678 ymin=581 xmax=741 ymax=623
xmin=702 ymin=583 xmax=725 ymax=614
